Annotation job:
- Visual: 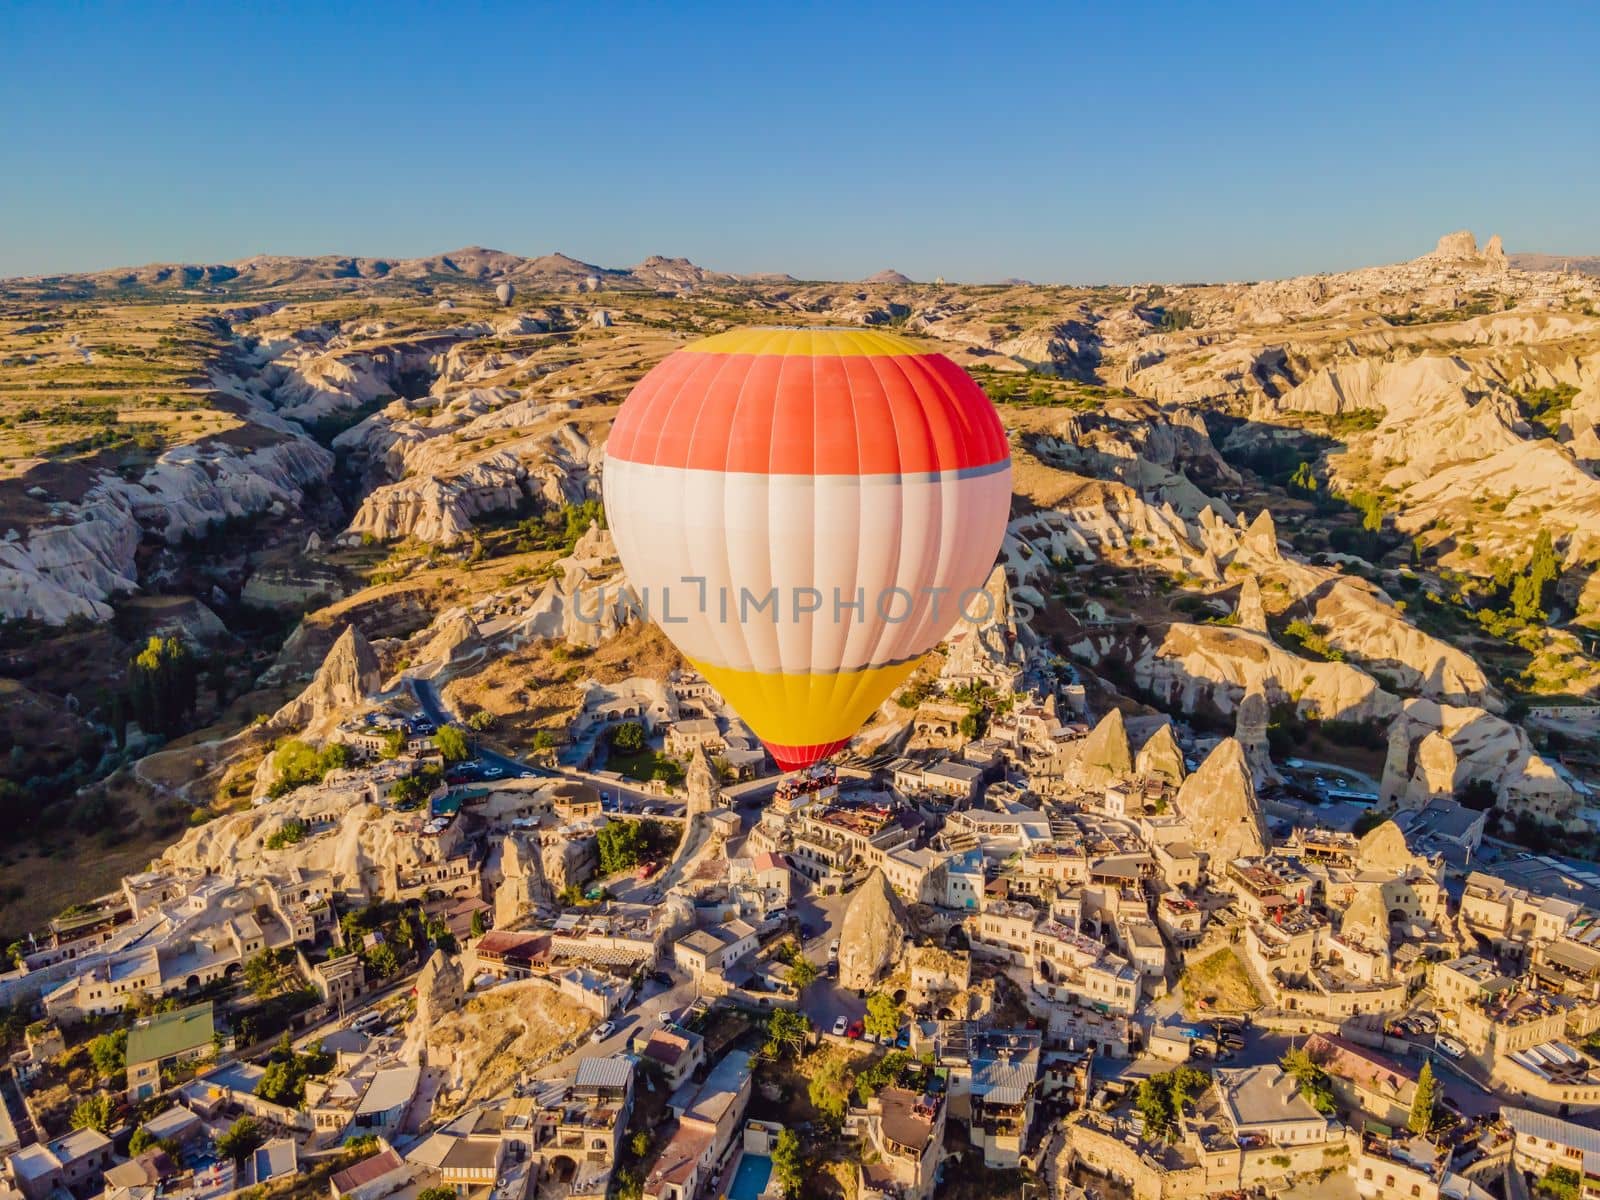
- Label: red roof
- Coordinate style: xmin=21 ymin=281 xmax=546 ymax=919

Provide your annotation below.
xmin=330 ymin=1149 xmax=403 ymax=1194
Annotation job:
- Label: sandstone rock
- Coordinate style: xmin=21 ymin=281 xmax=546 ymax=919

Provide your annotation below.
xmin=1234 ymin=575 xmax=1268 ymax=633
xmin=272 ymin=625 xmax=382 ymax=733
xmin=1134 ymin=722 xmax=1186 ymax=784
xmin=685 ymin=743 xmax=722 ymax=817
xmin=1135 ymin=623 xmax=1398 ymax=726
xmin=1338 ymin=885 xmax=1391 ymax=948
xmin=1070 ymin=709 xmax=1133 ymax=789
xmin=1357 ymin=820 xmax=1420 ymax=874
xmin=1174 ymin=738 xmax=1269 ymax=870
xmin=838 ymin=867 xmax=907 ymax=990
xmin=1237 ymin=510 xmax=1281 ymax=564
xmin=415 ymin=948 xmax=465 ymax=1029
xmin=494 ymin=832 xmax=550 ymax=926
xmin=1430 ymin=230 xmax=1481 ymax=260
xmin=1234 ymin=684 xmax=1280 ymax=787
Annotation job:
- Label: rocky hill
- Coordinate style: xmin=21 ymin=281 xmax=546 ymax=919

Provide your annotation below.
xmin=7 ymin=224 xmax=1600 ymax=917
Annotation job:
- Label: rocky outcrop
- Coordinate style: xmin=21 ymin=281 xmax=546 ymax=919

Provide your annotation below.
xmin=1134 ymin=623 xmax=1398 ymax=725
xmin=415 ymin=949 xmax=465 ymax=1030
xmin=1234 ymin=576 xmax=1268 ymax=633
xmin=685 ymin=744 xmax=721 ymax=817
xmin=838 ymin=868 xmax=907 ymax=990
xmin=1357 ymin=820 xmax=1421 ymax=875
xmin=1174 ymin=739 xmax=1269 ymax=870
xmin=494 ymin=832 xmax=550 ymax=927
xmin=1069 ymin=709 xmax=1133 ymax=789
xmin=271 ymin=625 xmax=382 ymax=734
xmin=1234 ymin=685 xmax=1280 ymax=787
xmin=1134 ymin=722 xmax=1186 ymax=785
xmin=1379 ymin=698 xmax=1578 ymax=818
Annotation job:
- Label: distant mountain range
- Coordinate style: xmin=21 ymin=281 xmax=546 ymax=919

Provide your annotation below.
xmin=9 ymin=242 xmax=1599 ymax=294
xmin=1509 ymin=252 xmax=1600 ymax=278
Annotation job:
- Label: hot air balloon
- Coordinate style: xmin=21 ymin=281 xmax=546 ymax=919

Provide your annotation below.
xmin=495 ymin=282 xmax=515 ymax=307
xmin=603 ymin=327 xmax=1011 ymax=771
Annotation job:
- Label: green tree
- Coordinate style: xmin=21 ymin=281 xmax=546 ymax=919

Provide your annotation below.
xmin=788 ymin=955 xmax=819 ymax=991
xmin=531 ymin=729 xmax=560 ymax=756
xmin=128 ymin=1128 xmax=158 ymax=1156
xmin=268 ymin=740 xmax=350 ymax=798
xmin=596 ymin=820 xmax=646 ymax=874
xmin=465 ymin=709 xmax=496 ymax=732
xmin=763 ymin=1009 xmax=812 ymax=1060
xmin=1288 ymin=461 xmax=1319 ymax=495
xmin=255 ymin=1057 xmax=307 ymax=1107
xmin=71 ymin=1093 xmax=116 ymax=1133
xmin=264 ymin=820 xmax=307 ymax=850
xmin=1281 ymin=1046 xmax=1336 ymax=1114
xmin=629 ymin=1131 xmax=651 ymax=1160
xmin=610 ymin=721 xmax=647 ymax=753
xmin=1538 ymin=1167 xmax=1581 ymax=1200
xmin=215 ymin=1117 xmax=265 ymax=1165
xmin=88 ymin=1028 xmax=128 ymax=1079
xmin=807 ymin=1054 xmax=852 ymax=1126
xmin=380 ymin=728 xmax=406 ymax=759
xmin=364 ymin=943 xmax=401 ymax=978
xmin=417 ymin=1188 xmax=456 ymax=1200
xmin=390 ymin=764 xmax=443 ymax=807
xmin=434 ymin=725 xmax=469 ymax=763
xmin=771 ymin=1128 xmax=804 ymax=1199
xmin=470 ymin=910 xmax=487 ymax=938
xmin=1510 ymin=528 xmax=1560 ymax=622
xmin=864 ymin=992 xmax=902 ymax=1041
xmin=244 ymin=949 xmax=286 ymax=998
xmin=1408 ymin=1059 xmax=1439 ymax=1134
xmin=127 ymin=635 xmax=197 ymax=735
xmin=1135 ymin=1076 xmax=1175 ymax=1136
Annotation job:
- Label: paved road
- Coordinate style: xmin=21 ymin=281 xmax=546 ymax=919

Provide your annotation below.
xmin=533 ymin=968 xmax=700 ymax=1081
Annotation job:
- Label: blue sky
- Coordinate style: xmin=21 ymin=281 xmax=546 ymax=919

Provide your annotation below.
xmin=4 ymin=1 xmax=1597 ymax=282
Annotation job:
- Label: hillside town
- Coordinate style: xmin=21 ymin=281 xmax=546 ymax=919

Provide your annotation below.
xmin=5 ymin=537 xmax=1600 ymax=1200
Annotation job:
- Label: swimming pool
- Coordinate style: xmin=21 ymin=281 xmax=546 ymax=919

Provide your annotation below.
xmin=727 ymin=1152 xmax=773 ymax=1200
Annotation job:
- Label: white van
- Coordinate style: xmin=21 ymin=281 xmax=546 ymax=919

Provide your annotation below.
xmin=1435 ymin=1035 xmax=1466 ymax=1060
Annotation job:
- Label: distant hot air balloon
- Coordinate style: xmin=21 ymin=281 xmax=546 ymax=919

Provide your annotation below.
xmin=495 ymin=282 xmax=515 ymax=307
xmin=604 ymin=327 xmax=1011 ymax=770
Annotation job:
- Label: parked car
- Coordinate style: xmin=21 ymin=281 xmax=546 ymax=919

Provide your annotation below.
xmin=833 ymin=1016 xmax=849 ymax=1036
xmin=846 ymin=1020 xmax=863 ymax=1039
xmin=828 ymin=940 xmax=840 ymax=960
xmin=591 ymin=1021 xmax=616 ymax=1043
xmin=1435 ymin=1035 xmax=1466 ymax=1059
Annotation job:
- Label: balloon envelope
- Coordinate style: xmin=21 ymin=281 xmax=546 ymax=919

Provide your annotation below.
xmin=495 ymin=282 xmax=515 ymax=306
xmin=604 ymin=327 xmax=1011 ymax=770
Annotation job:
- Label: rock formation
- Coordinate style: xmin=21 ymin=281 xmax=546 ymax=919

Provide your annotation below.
xmin=1234 ymin=684 xmax=1280 ymax=787
xmin=1134 ymin=722 xmax=1186 ymax=785
xmin=271 ymin=625 xmax=382 ymax=733
xmin=415 ymin=949 xmax=465 ymax=1030
xmin=1237 ymin=510 xmax=1281 ymax=564
xmin=838 ymin=867 xmax=907 ymax=990
xmin=684 ymin=744 xmax=722 ymax=817
xmin=494 ymin=833 xmax=550 ymax=927
xmin=1234 ymin=575 xmax=1268 ymax=633
xmin=1356 ymin=820 xmax=1420 ymax=875
xmin=1135 ymin=623 xmax=1398 ymax=725
xmin=1338 ymin=885 xmax=1391 ymax=949
xmin=1070 ymin=709 xmax=1133 ymax=789
xmin=1174 ymin=738 xmax=1269 ymax=871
